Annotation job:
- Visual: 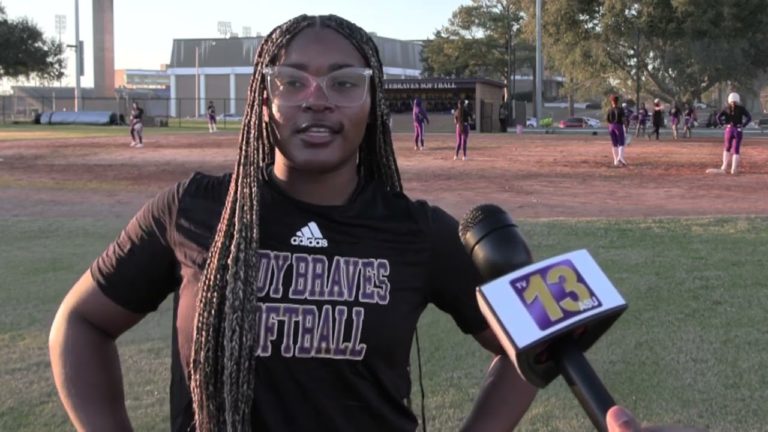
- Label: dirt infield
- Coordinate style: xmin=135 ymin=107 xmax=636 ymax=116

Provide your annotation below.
xmin=1 ymin=130 xmax=767 ymax=220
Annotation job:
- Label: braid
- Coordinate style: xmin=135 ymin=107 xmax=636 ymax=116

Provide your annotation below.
xmin=189 ymin=14 xmax=401 ymax=431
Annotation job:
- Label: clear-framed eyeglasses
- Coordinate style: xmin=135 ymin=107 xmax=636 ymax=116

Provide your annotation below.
xmin=264 ymin=66 xmax=373 ymax=107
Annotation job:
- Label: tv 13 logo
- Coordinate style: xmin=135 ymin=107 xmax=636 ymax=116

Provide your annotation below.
xmin=509 ymin=259 xmax=601 ymax=331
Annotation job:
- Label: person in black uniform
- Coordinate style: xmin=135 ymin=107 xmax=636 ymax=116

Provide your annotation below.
xmin=49 ymin=13 xmax=690 ymax=432
xmin=206 ymin=100 xmax=218 ymax=133
xmin=649 ymin=98 xmax=664 ymax=141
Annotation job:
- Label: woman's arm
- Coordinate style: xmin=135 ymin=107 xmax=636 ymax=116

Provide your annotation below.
xmin=460 ymin=328 xmax=538 ymax=431
xmin=49 ymin=270 xmax=146 ymax=431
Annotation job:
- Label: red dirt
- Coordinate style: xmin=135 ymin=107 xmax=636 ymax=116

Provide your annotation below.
xmin=1 ymin=130 xmax=767 ymax=220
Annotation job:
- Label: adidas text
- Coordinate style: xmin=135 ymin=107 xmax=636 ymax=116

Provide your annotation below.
xmin=290 ymin=236 xmax=328 ymax=248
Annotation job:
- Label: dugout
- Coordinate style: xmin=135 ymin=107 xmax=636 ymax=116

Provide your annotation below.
xmin=384 ymin=78 xmax=506 ymax=133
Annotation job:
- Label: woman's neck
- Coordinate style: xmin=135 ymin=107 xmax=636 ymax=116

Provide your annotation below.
xmin=270 ymin=161 xmax=359 ymax=206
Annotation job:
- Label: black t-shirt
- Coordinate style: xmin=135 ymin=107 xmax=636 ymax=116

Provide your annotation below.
xmin=131 ymin=107 xmax=144 ymax=122
xmin=606 ymin=107 xmax=624 ymax=125
xmin=91 ymin=167 xmax=487 ymax=431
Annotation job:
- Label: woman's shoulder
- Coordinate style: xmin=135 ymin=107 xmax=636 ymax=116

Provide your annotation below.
xmin=178 ymin=171 xmax=232 ymax=204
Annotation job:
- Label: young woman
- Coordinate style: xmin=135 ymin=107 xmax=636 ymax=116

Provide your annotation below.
xmin=412 ymin=97 xmax=429 ymax=150
xmin=716 ymin=92 xmax=752 ymax=174
xmin=607 ymin=95 xmax=628 ymax=167
xmin=49 ymin=14 xmax=536 ymax=432
xmin=49 ymin=14 xmax=688 ymax=432
xmin=129 ymin=101 xmax=144 ymax=148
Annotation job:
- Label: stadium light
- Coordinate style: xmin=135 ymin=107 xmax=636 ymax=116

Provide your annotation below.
xmin=242 ymin=26 xmax=252 ymax=37
xmin=55 ymin=15 xmax=67 ymax=43
xmin=217 ymin=21 xmax=232 ymax=38
xmin=55 ymin=14 xmax=67 ymax=87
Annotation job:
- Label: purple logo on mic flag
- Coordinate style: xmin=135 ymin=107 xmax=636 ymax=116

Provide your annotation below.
xmin=508 ymin=259 xmax=601 ymax=330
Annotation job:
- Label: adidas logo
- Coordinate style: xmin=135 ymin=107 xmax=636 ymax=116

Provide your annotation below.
xmin=290 ymin=221 xmax=328 ymax=248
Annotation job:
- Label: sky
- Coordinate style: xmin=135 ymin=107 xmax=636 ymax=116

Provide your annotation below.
xmin=2 ymin=0 xmax=469 ymax=87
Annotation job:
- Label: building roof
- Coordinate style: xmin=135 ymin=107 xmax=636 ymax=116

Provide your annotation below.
xmin=168 ymin=34 xmax=423 ymax=71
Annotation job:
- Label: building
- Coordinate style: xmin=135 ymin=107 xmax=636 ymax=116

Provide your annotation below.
xmin=165 ymin=34 xmax=423 ymax=118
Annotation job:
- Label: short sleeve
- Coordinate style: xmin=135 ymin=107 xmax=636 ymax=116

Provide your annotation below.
xmin=423 ymin=205 xmax=488 ymax=335
xmin=90 ymin=181 xmax=186 ymax=313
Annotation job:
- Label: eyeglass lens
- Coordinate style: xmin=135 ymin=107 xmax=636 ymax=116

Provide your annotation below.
xmin=268 ymin=67 xmax=370 ymax=106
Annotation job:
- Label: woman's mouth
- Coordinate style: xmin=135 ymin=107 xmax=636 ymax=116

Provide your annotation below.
xmin=296 ymin=122 xmax=344 ymax=144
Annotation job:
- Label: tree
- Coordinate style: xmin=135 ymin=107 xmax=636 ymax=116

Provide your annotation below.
xmin=521 ymin=0 xmax=768 ymax=106
xmin=421 ymin=0 xmax=534 ymax=101
xmin=0 ymin=3 xmax=65 ymax=82
xmin=520 ymin=1 xmax=614 ymax=115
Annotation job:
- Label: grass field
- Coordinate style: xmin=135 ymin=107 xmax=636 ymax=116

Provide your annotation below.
xmin=1 ymin=126 xmax=767 ymax=431
xmin=2 ymin=216 xmax=766 ymax=431
xmin=0 ymin=119 xmax=241 ymax=141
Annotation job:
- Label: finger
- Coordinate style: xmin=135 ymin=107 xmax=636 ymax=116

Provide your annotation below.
xmin=606 ymin=405 xmax=641 ymax=432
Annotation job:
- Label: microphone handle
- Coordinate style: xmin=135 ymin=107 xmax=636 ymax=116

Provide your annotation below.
xmin=557 ymin=342 xmax=616 ymax=432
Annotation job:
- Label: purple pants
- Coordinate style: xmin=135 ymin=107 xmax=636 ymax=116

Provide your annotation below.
xmin=455 ymin=124 xmax=469 ymax=157
xmin=724 ymin=126 xmax=743 ymax=154
xmin=608 ymin=124 xmax=625 ymax=147
xmin=413 ymin=121 xmax=425 ymax=147
xmin=130 ymin=121 xmax=143 ymax=143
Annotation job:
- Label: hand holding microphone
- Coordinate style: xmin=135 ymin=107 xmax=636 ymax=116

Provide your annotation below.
xmin=459 ymin=204 xmax=628 ymax=431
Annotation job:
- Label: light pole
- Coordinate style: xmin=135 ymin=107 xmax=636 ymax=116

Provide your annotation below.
xmin=74 ymin=0 xmax=82 ymax=111
xmin=195 ymin=46 xmax=200 ymax=118
xmin=535 ymin=0 xmax=543 ymax=122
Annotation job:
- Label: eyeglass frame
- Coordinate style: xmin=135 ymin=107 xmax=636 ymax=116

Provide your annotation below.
xmin=263 ymin=66 xmax=374 ymax=107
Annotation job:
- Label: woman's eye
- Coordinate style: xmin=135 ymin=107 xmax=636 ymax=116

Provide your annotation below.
xmin=283 ymin=79 xmax=305 ymax=89
xmin=331 ymin=79 xmax=358 ymax=89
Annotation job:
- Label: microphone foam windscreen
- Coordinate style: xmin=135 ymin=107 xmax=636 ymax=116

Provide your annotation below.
xmin=458 ymin=203 xmax=506 ymax=243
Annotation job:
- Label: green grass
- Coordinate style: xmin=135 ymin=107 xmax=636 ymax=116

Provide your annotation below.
xmin=0 ymin=120 xmax=240 ymax=141
xmin=2 ymin=217 xmax=767 ymax=431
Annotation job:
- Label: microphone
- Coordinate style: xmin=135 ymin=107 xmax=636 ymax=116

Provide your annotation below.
xmin=459 ymin=204 xmax=628 ymax=431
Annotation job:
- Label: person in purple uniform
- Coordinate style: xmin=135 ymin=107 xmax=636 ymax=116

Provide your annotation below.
xmin=607 ymin=95 xmax=627 ymax=167
xmin=412 ymin=97 xmax=429 ymax=150
xmin=635 ymin=102 xmax=648 ymax=137
xmin=453 ymin=99 xmax=470 ymax=160
xmin=668 ymin=103 xmax=682 ymax=140
xmin=716 ymin=92 xmax=752 ymax=174
xmin=129 ymin=102 xmax=144 ymax=148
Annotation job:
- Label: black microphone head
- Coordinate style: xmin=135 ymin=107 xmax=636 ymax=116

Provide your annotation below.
xmin=459 ymin=204 xmax=532 ymax=281
xmin=458 ymin=204 xmax=510 ymax=245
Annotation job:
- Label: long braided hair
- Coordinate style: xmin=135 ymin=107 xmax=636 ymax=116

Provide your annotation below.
xmin=189 ymin=14 xmax=402 ymax=431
